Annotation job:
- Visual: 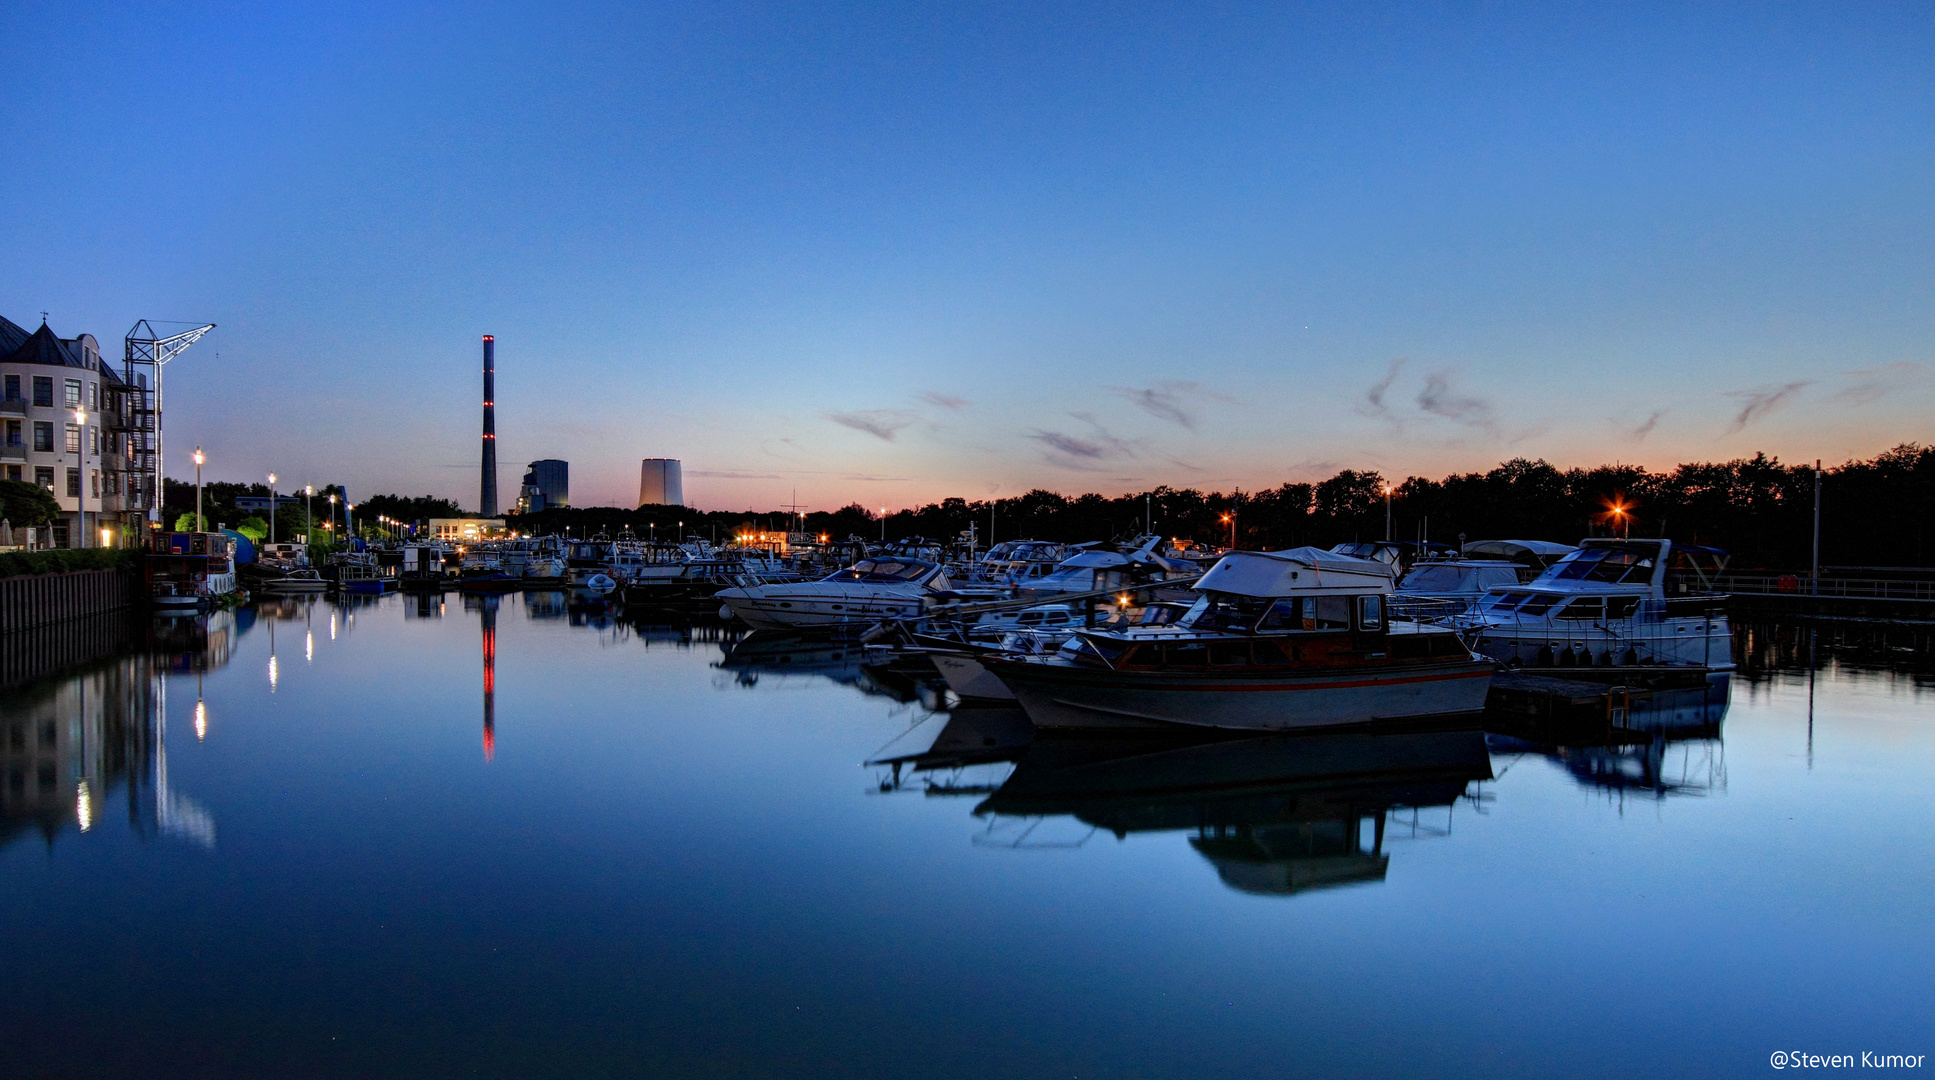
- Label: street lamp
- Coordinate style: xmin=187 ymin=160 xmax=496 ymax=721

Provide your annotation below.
xmin=304 ymin=485 xmax=313 ymax=549
xmin=346 ymin=502 xmax=355 ymax=541
xmin=193 ymin=447 xmax=205 ymax=533
xmin=327 ymin=492 xmax=338 ymax=541
xmin=1221 ymin=512 xmax=1235 ymax=551
xmin=1610 ymin=504 xmax=1628 ymax=539
xmin=1383 ymin=484 xmax=1394 ymax=542
xmin=72 ymin=407 xmax=89 ymax=547
xmin=267 ymin=472 xmax=277 ymax=545
xmin=880 ymin=507 xmax=887 ymax=543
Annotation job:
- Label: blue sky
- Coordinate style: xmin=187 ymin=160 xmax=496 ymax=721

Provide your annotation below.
xmin=4 ymin=2 xmax=1931 ymax=511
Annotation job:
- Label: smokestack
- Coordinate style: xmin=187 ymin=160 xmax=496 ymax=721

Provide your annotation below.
xmin=480 ymin=335 xmax=498 ymax=517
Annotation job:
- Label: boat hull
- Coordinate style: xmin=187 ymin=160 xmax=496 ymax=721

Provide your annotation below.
xmin=931 ymin=651 xmax=1015 ymax=701
xmin=990 ymin=658 xmax=1494 ymax=731
xmin=717 ymin=587 xmax=926 ymax=631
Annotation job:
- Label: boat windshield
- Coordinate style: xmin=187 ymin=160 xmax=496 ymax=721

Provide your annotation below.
xmin=1549 ymin=547 xmax=1655 ymax=585
xmin=1400 ymin=565 xmax=1475 ymax=592
xmin=823 ymin=558 xmax=935 ymax=584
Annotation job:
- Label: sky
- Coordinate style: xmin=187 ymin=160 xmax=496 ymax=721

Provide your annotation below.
xmin=3 ymin=1 xmax=1932 ymax=512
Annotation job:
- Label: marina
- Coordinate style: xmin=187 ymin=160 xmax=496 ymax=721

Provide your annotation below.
xmin=1 ymin=593 xmax=1928 ymax=1077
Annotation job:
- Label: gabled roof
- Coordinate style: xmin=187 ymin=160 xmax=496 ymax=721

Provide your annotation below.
xmin=0 ymin=315 xmax=29 ymax=356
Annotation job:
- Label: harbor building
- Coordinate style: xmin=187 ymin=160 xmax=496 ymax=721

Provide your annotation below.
xmin=429 ymin=518 xmax=507 ymax=542
xmin=638 ymin=458 xmax=683 ymax=508
xmin=517 ymin=459 xmax=568 ymax=513
xmin=0 ymin=314 xmax=142 ymax=547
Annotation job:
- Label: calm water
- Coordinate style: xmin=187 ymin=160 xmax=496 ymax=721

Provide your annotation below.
xmin=3 ymin=594 xmax=1931 ymax=1079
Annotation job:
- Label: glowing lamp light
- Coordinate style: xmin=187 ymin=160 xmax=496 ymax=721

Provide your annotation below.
xmin=195 ymin=700 xmax=208 ymax=741
xmin=76 ymin=782 xmax=93 ymax=832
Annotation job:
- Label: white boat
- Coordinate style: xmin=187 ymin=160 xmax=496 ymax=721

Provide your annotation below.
xmin=1393 ymin=558 xmax=1527 ymax=616
xmin=258 ymin=568 xmax=328 ymax=593
xmin=973 ymin=540 xmax=1073 ymax=586
xmin=716 ymin=556 xmax=954 ymax=631
xmin=1454 ymin=538 xmax=1734 ymax=673
xmin=1016 ymin=535 xmax=1193 ymax=601
xmin=987 ymin=547 xmax=1493 ymax=731
xmin=148 ymin=531 xmax=241 ymax=610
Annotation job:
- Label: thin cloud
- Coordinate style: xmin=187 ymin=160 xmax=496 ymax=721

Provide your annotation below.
xmin=1417 ymin=372 xmax=1497 ymax=431
xmin=1611 ymin=410 xmax=1665 ymax=442
xmin=918 ymin=392 xmax=968 ymax=410
xmin=1109 ymin=381 xmax=1229 ymax=430
xmin=1830 ymin=361 xmax=1925 ymax=406
xmin=826 ymin=410 xmax=916 ymax=442
xmin=1361 ymin=358 xmax=1407 ymax=417
xmin=1029 ymin=413 xmax=1142 ymax=470
xmin=1723 ymin=381 xmax=1811 ymax=435
xmin=688 ymin=470 xmax=785 ymax=479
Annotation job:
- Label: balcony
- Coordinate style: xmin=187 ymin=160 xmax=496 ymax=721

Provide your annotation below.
xmin=0 ymin=398 xmax=25 ymax=416
xmin=0 ymin=445 xmax=26 ymax=464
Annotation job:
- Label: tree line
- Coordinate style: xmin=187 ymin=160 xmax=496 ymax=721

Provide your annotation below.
xmin=156 ymin=444 xmax=1933 ymax=569
xmin=508 ymin=445 xmax=1933 ymax=570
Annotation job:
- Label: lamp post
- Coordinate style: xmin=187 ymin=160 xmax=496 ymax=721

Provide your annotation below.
xmin=193 ymin=447 xmax=205 ymax=533
xmin=880 ymin=507 xmax=886 ymax=543
xmin=74 ymin=407 xmax=88 ymax=547
xmin=304 ymin=485 xmax=313 ymax=550
xmin=1383 ymin=484 xmax=1393 ymax=542
xmin=328 ymin=493 xmax=338 ymax=542
xmin=346 ymin=502 xmax=355 ymax=542
xmin=267 ymin=472 xmax=277 ymax=545
xmin=1221 ymin=512 xmax=1235 ymax=551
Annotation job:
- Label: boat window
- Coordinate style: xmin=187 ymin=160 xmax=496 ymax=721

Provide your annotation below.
xmin=1358 ymin=595 xmax=1383 ymax=631
xmin=1554 ymin=597 xmax=1604 ymax=621
xmin=1605 ymin=596 xmax=1642 ymax=618
xmin=1256 ymin=598 xmax=1301 ymax=631
xmin=1585 ymin=550 xmax=1652 ymax=584
xmin=1550 ymin=548 xmax=1606 ymax=579
xmin=1208 ymin=641 xmax=1251 ymax=666
xmin=1517 ymin=593 xmax=1561 ymax=615
xmin=824 ymin=558 xmax=935 ymax=584
xmin=1018 ymin=612 xmax=1041 ymax=625
xmin=1314 ymin=596 xmax=1350 ymax=630
xmin=1185 ymin=595 xmax=1268 ymax=632
xmin=1478 ymin=568 xmax=1520 ymax=589
xmin=1397 ymin=565 xmax=1470 ymax=592
xmin=1083 ymin=636 xmax=1134 ymax=663
xmin=1488 ymin=591 xmax=1530 ymax=611
xmin=1166 ymin=642 xmax=1210 ymax=666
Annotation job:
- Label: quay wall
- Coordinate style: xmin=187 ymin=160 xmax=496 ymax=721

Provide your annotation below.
xmin=0 ymin=609 xmax=144 ymax=689
xmin=0 ymin=568 xmax=145 ymax=635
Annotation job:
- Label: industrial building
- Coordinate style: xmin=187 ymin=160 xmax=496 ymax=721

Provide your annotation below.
xmin=638 ymin=458 xmax=683 ymax=508
xmin=517 ymin=459 xmax=568 ymax=513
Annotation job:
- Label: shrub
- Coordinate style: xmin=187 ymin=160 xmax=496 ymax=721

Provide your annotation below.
xmin=0 ymin=548 xmax=139 ymax=578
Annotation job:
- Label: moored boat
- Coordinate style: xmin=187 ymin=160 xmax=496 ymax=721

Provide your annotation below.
xmin=147 ymin=531 xmax=241 ymax=610
xmin=986 ymin=546 xmax=1494 ymax=731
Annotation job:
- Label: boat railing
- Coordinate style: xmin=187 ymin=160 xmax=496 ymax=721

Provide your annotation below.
xmin=1718 ymin=572 xmax=1935 ymax=602
xmin=1386 ymin=596 xmax=1469 ymax=624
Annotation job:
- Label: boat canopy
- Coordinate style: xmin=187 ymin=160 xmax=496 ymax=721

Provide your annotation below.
xmin=1460 ymin=539 xmax=1574 ymax=563
xmin=1195 ymin=546 xmax=1394 ymax=598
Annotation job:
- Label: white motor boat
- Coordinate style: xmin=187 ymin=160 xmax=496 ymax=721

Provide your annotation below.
xmin=1394 ymin=558 xmax=1527 ymax=617
xmin=1017 ymin=535 xmax=1193 ymax=601
xmin=1455 ymin=538 xmax=1734 ymax=673
xmin=258 ymin=568 xmax=328 ymax=593
xmin=716 ymin=556 xmax=954 ymax=631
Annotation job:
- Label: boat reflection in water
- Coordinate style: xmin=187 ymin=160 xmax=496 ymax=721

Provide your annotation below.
xmin=1489 ymin=679 xmax=1730 ymax=805
xmin=881 ymin=718 xmax=1495 ymax=897
xmin=717 ymin=631 xmax=947 ymax=707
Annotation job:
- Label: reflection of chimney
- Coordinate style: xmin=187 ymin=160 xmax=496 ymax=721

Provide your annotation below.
xmin=481 ymin=595 xmax=497 ymax=761
xmin=480 ymin=336 xmax=498 ymax=517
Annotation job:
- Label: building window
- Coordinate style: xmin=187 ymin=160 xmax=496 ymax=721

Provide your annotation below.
xmin=51 ymin=523 xmax=69 ymax=548
xmin=33 ymin=422 xmax=53 ymax=452
xmin=3 ymin=374 xmax=17 ymax=401
xmin=91 ymin=470 xmax=99 ymax=497
xmin=64 ymin=379 xmax=81 ymax=408
xmin=32 ymin=377 xmax=52 ymax=407
xmin=4 ymin=420 xmax=18 ymax=447
xmin=88 ymin=427 xmax=97 ymax=455
xmin=34 ymin=466 xmax=53 ymax=490
xmin=89 ymin=382 xmax=97 ymax=410
xmin=5 ymin=466 xmax=19 ymax=481
xmin=65 ymin=424 xmax=81 ymax=454
xmin=66 ymin=468 xmax=81 ymax=497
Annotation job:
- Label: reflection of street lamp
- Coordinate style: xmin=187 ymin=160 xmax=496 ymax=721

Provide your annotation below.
xmin=74 ymin=407 xmax=88 ymax=546
xmin=267 ymin=472 xmax=278 ymax=545
xmin=193 ymin=448 xmax=205 ymax=533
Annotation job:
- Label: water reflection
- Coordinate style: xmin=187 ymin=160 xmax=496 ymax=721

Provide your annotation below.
xmin=1489 ymin=680 xmax=1731 ymax=807
xmin=717 ymin=630 xmax=947 ymax=706
xmin=0 ymin=609 xmax=250 ymax=852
